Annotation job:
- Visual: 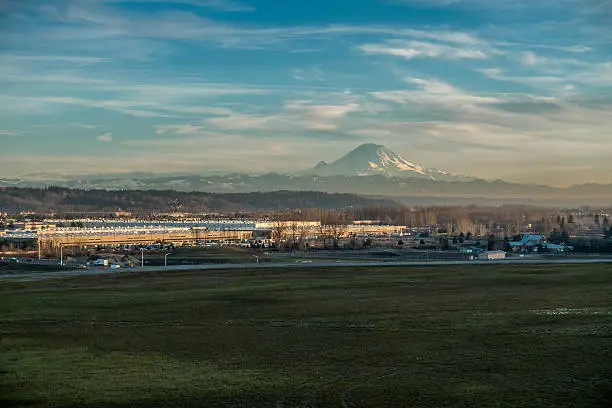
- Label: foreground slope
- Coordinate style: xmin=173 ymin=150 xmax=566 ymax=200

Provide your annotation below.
xmin=1 ymin=264 xmax=611 ymax=408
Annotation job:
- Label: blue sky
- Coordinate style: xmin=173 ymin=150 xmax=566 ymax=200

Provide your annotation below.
xmin=1 ymin=0 xmax=611 ymax=185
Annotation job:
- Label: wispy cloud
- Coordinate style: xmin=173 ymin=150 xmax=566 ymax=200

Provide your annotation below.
xmin=96 ymin=132 xmax=113 ymax=142
xmin=567 ymin=62 xmax=612 ymax=86
xmin=155 ymin=124 xmax=208 ymax=135
xmin=1 ymin=82 xmax=269 ymax=118
xmin=371 ymin=77 xmax=501 ymax=112
xmin=1 ymin=55 xmax=111 ymax=64
xmin=205 ymin=114 xmax=278 ymax=130
xmin=479 ymin=58 xmax=612 ymax=88
xmin=395 ymin=0 xmax=611 ymax=14
xmin=102 ymin=0 xmax=255 ymax=12
xmin=0 ymin=130 xmax=22 ymax=137
xmin=530 ymin=44 xmax=593 ymax=53
xmin=360 ymin=40 xmax=487 ymax=60
xmin=519 ymin=51 xmax=585 ymax=70
xmin=2 ymin=73 xmax=115 ymax=85
xmin=363 ymin=72 xmax=612 ymax=172
xmin=477 ymin=68 xmax=566 ymax=88
xmin=292 ymin=66 xmax=325 ymax=82
xmin=284 ymin=101 xmax=360 ymax=118
xmin=16 ymin=2 xmax=484 ymax=52
xmin=204 ymin=100 xmax=363 ymax=135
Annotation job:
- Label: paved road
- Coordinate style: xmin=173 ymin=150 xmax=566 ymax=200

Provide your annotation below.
xmin=2 ymin=258 xmax=612 ymax=282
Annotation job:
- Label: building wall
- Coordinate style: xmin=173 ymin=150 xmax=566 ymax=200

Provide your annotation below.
xmin=345 ymin=225 xmax=405 ymax=235
xmin=255 ymin=221 xmax=321 ymax=230
xmin=486 ymin=251 xmax=506 ymax=260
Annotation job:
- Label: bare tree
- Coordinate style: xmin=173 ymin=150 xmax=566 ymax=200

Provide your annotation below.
xmin=289 ymin=221 xmax=298 ymax=250
xmin=322 ymin=210 xmax=348 ymax=249
xmin=271 ymin=212 xmax=289 ymax=249
xmin=296 ymin=224 xmax=308 ymax=251
xmin=455 ymin=213 xmax=474 ymax=235
xmin=329 ymin=223 xmax=347 ymax=249
xmin=317 ymin=222 xmax=330 ymax=249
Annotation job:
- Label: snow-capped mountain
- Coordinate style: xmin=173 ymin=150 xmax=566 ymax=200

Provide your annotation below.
xmin=306 ymin=143 xmax=459 ymax=180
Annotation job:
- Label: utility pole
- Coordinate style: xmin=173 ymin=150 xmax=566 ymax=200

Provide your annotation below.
xmin=60 ymin=246 xmax=63 ymax=266
xmin=141 ymin=247 xmax=144 ymax=268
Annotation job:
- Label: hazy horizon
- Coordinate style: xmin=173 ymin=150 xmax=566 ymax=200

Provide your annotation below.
xmin=1 ymin=0 xmax=611 ymax=186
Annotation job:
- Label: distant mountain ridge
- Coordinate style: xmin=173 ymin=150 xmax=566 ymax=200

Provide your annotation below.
xmin=1 ymin=143 xmax=611 ymax=206
xmin=2 ymin=174 xmax=612 ymax=206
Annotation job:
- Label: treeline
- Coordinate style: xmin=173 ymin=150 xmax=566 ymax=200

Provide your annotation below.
xmin=271 ymin=205 xmax=557 ymax=233
xmin=0 ymin=187 xmax=394 ymax=213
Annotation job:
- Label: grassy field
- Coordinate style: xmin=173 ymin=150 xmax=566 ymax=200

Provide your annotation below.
xmin=0 ymin=263 xmax=66 ymax=274
xmin=142 ymin=247 xmax=272 ymax=266
xmin=1 ymin=264 xmax=611 ymax=407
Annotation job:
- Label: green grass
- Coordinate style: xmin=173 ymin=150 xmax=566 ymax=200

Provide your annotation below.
xmin=126 ymin=247 xmax=272 ymax=266
xmin=1 ymin=264 xmax=612 ymax=407
xmin=0 ymin=263 xmax=65 ymax=273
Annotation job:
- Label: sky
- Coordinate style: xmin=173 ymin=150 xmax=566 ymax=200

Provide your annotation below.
xmin=1 ymin=0 xmax=611 ymax=186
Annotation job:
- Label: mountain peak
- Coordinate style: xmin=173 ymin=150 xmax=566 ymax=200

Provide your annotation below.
xmin=306 ymin=143 xmax=430 ymax=178
xmin=304 ymin=144 xmax=476 ymax=181
xmin=348 ymin=143 xmax=396 ymax=158
xmin=351 ymin=143 xmax=385 ymax=152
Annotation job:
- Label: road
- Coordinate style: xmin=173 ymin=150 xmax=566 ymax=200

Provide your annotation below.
xmin=2 ymin=258 xmax=612 ymax=282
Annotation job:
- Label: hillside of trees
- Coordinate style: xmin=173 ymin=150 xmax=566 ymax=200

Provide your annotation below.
xmin=0 ymin=187 xmax=395 ymax=214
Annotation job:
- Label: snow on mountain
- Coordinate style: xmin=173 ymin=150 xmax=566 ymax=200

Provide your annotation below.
xmin=307 ymin=143 xmax=443 ymax=179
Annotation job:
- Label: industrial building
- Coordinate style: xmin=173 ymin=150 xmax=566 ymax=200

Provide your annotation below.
xmin=1 ymin=219 xmax=407 ymax=257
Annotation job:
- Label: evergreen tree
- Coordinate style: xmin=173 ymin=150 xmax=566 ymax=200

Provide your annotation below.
xmin=487 ymin=234 xmax=497 ymax=251
xmin=442 ymin=239 xmax=450 ymax=250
